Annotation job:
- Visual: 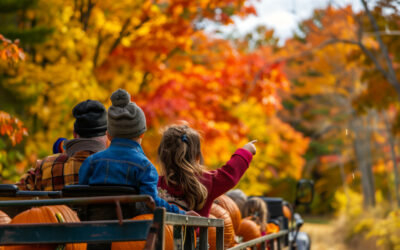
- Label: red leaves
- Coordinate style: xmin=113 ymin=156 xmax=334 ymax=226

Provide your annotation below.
xmin=0 ymin=111 xmax=28 ymax=146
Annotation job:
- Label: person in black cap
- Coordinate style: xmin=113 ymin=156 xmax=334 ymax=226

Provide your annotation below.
xmin=17 ymin=100 xmax=108 ymax=191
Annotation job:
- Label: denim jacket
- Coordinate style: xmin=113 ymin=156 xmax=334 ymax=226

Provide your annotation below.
xmin=79 ymin=138 xmax=185 ymax=214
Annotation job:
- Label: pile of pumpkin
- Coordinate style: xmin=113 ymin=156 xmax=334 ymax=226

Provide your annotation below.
xmin=113 ymin=194 xmax=282 ymax=249
xmin=0 ymin=195 xmax=282 ymax=249
xmin=208 ymin=194 xmax=280 ymax=249
xmin=0 ymin=205 xmax=86 ymax=250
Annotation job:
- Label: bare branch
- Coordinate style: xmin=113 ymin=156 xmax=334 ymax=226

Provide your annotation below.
xmin=83 ymin=0 xmax=95 ymax=31
xmin=93 ymin=32 xmax=111 ymax=68
xmin=108 ymin=16 xmax=150 ymax=56
xmin=108 ymin=18 xmax=131 ymax=55
xmin=360 ymin=0 xmax=399 ymax=87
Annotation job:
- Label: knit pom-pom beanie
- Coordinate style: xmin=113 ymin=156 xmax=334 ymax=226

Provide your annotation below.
xmin=107 ymin=89 xmax=147 ymax=139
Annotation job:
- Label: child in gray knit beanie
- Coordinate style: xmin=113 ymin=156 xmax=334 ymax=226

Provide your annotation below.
xmin=107 ymin=89 xmax=147 ymax=139
xmin=79 ymin=88 xmax=192 ymax=216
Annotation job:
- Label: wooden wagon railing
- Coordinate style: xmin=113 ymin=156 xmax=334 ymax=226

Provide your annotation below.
xmin=0 ymin=186 xmax=289 ymax=250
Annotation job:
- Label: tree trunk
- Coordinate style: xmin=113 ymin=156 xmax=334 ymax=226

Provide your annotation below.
xmin=351 ymin=114 xmax=376 ymax=207
xmin=383 ymin=111 xmax=400 ymax=207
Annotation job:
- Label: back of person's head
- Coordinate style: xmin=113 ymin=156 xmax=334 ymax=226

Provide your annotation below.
xmin=226 ymin=189 xmax=248 ymax=215
xmin=107 ymin=89 xmax=147 ymax=139
xmin=73 ymin=100 xmax=107 ymax=138
xmin=243 ymin=197 xmax=268 ymax=231
xmin=158 ymin=124 xmax=207 ymax=210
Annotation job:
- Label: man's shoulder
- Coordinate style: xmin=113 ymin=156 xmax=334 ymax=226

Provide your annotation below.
xmin=38 ymin=153 xmax=68 ymax=166
xmin=70 ymin=150 xmax=96 ymax=161
xmin=86 ymin=148 xmax=107 ymax=159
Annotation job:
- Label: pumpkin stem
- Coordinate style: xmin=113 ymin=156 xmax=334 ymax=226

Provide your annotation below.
xmin=55 ymin=212 xmax=65 ymax=223
xmin=55 ymin=212 xmax=66 ymax=250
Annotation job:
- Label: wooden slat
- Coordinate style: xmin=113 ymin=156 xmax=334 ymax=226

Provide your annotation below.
xmin=0 ymin=195 xmax=154 ymax=207
xmin=216 ymin=226 xmax=224 ymax=250
xmin=165 ymin=213 xmax=224 ymax=227
xmin=227 ymin=230 xmax=289 ymax=250
xmin=199 ymin=227 xmax=208 ymax=250
xmin=0 ymin=220 xmax=153 ymax=245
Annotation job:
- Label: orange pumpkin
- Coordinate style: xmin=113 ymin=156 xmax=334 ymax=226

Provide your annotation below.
xmin=209 ymin=203 xmax=235 ymax=248
xmin=266 ymin=222 xmax=280 ymax=234
xmin=5 ymin=205 xmax=86 ymax=250
xmin=0 ymin=210 xmax=11 ymax=224
xmin=207 ymin=214 xmax=217 ymax=250
xmin=111 ymin=214 xmax=174 ymax=250
xmin=214 ymin=195 xmax=242 ymax=234
xmin=0 ymin=211 xmax=10 ymax=250
xmin=237 ymin=218 xmax=261 ymax=242
xmin=283 ymin=205 xmax=292 ymax=220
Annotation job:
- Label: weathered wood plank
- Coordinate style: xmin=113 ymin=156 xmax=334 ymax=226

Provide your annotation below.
xmin=0 ymin=220 xmax=152 ymax=245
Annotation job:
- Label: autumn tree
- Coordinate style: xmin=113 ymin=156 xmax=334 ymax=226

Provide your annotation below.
xmin=280 ymin=0 xmax=400 ymax=209
xmin=280 ymin=5 xmax=380 ymax=209
xmin=0 ymin=0 xmax=309 ymax=197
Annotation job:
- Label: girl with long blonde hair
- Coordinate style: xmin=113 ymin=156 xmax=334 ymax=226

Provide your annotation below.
xmin=242 ymin=197 xmax=269 ymax=235
xmin=157 ymin=124 xmax=256 ymax=217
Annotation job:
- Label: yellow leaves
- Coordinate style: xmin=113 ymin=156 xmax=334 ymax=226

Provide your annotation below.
xmin=136 ymin=24 xmax=151 ymax=36
xmin=334 ymin=189 xmax=363 ymax=216
xmin=61 ymin=6 xmax=73 ymax=23
xmin=91 ymin=9 xmax=106 ymax=28
xmin=150 ymin=4 xmax=160 ymax=14
xmin=230 ymin=101 xmax=308 ymax=195
xmin=103 ymin=19 xmax=124 ymax=34
xmin=354 ymin=218 xmax=374 ymax=234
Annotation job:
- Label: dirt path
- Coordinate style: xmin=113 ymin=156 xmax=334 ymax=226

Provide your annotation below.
xmin=302 ymin=222 xmax=348 ymax=250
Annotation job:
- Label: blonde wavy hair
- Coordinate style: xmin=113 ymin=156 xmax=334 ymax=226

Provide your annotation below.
xmin=242 ymin=197 xmax=268 ymax=232
xmin=157 ymin=124 xmax=208 ymax=210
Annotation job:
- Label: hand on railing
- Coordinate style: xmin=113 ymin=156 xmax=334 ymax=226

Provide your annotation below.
xmin=186 ymin=210 xmax=200 ymax=217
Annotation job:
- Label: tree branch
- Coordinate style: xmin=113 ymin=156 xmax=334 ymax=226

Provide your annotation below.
xmin=108 ymin=18 xmax=131 ymax=55
xmin=107 ymin=16 xmax=150 ymax=56
xmin=83 ymin=0 xmax=95 ymax=31
xmin=93 ymin=32 xmax=111 ymax=68
xmin=361 ymin=0 xmax=400 ymax=89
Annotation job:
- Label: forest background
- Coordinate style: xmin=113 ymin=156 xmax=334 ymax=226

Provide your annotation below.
xmin=1 ymin=0 xmax=400 ymax=248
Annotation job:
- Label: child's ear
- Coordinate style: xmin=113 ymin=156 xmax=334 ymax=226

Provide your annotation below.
xmin=139 ymin=133 xmax=144 ymax=139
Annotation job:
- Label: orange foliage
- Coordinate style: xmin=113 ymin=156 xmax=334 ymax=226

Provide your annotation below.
xmin=0 ymin=35 xmax=27 ymax=146
xmin=0 ymin=35 xmax=25 ymax=63
xmin=0 ymin=111 xmax=28 ymax=146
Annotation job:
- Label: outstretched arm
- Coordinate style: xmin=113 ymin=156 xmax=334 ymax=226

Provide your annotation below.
xmin=209 ymin=142 xmax=256 ymax=199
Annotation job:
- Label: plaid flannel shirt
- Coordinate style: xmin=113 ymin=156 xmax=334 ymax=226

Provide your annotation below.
xmin=18 ymin=150 xmax=94 ymax=191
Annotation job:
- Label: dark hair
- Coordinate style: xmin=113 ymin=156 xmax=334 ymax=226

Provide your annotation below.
xmin=158 ymin=125 xmax=207 ymax=210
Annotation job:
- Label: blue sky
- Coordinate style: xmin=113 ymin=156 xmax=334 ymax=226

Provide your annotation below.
xmin=217 ymin=0 xmax=364 ymax=42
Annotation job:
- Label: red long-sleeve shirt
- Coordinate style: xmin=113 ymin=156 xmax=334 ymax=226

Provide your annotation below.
xmin=157 ymin=148 xmax=253 ymax=217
